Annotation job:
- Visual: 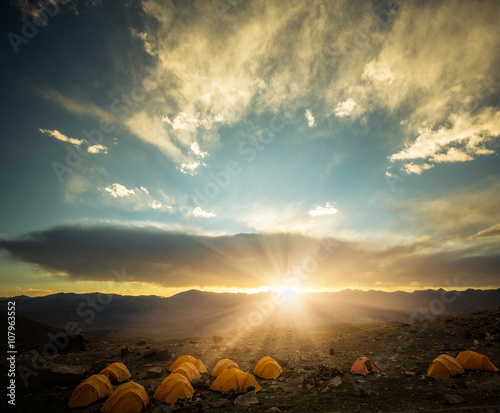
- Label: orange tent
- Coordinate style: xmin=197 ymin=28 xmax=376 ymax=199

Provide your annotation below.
xmin=350 ymin=357 xmax=379 ymax=375
xmin=427 ymin=354 xmax=464 ymax=378
xmin=101 ymin=381 xmax=149 ymax=413
xmin=168 ymin=355 xmax=208 ymax=374
xmin=68 ymin=374 xmax=113 ymax=408
xmin=456 ymin=351 xmax=499 ymax=372
xmin=253 ymin=356 xmax=283 ymax=379
xmin=211 ymin=359 xmax=239 ymax=378
xmin=172 ymin=362 xmax=201 ymax=381
xmin=100 ymin=362 xmax=131 ymax=383
xmin=153 ymin=373 xmax=195 ymax=405
xmin=209 ymin=368 xmax=262 ymax=393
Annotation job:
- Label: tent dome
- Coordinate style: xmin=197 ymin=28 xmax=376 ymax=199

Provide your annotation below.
xmin=68 ymin=374 xmax=113 ymax=408
xmin=427 ymin=354 xmax=464 ymax=378
xmin=253 ymin=356 xmax=283 ymax=379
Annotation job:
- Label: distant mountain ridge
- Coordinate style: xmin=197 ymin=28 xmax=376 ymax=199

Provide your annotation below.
xmin=2 ymin=288 xmax=500 ymax=339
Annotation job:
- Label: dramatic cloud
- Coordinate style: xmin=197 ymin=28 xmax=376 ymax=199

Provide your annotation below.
xmin=333 ymin=99 xmax=356 ymax=118
xmin=1 ymin=226 xmax=498 ymax=290
xmin=472 ymin=224 xmax=500 ymax=239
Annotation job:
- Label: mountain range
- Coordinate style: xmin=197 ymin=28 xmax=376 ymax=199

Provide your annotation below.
xmin=2 ymin=288 xmax=500 ymax=339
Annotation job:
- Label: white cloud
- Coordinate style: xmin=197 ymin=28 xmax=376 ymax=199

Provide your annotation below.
xmin=401 ymin=162 xmax=434 ymax=175
xmin=87 ymin=144 xmax=108 ymax=154
xmin=193 ymin=207 xmax=216 ymax=218
xmin=305 ymin=109 xmax=316 ymax=127
xmin=390 ymin=108 xmax=500 ymax=167
xmin=178 ymin=161 xmax=201 ymax=175
xmin=140 ymin=186 xmax=149 ymax=194
xmin=39 ymin=129 xmax=83 ymax=146
xmin=190 ymin=142 xmax=208 ymax=158
xmin=130 ymin=27 xmax=156 ymax=56
xmin=104 ymin=183 xmax=135 ymax=198
xmin=308 ymin=202 xmax=338 ymax=217
xmin=334 ymin=99 xmax=356 ymax=118
xmin=150 ymin=201 xmax=162 ymax=209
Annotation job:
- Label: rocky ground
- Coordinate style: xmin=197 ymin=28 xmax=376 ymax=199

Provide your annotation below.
xmin=2 ymin=308 xmax=500 ymax=412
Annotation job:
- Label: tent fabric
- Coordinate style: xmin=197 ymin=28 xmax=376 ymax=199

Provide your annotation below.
xmin=427 ymin=354 xmax=465 ymax=378
xmin=350 ymin=357 xmax=379 ymax=375
xmin=153 ymin=373 xmax=195 ymax=405
xmin=101 ymin=381 xmax=149 ymax=413
xmin=168 ymin=355 xmax=208 ymax=374
xmin=253 ymin=356 xmax=283 ymax=379
xmin=100 ymin=362 xmax=132 ymax=383
xmin=211 ymin=359 xmax=239 ymax=378
xmin=456 ymin=351 xmax=499 ymax=372
xmin=209 ymin=368 xmax=263 ymax=393
xmin=68 ymin=374 xmax=113 ymax=408
xmin=172 ymin=362 xmax=202 ymax=381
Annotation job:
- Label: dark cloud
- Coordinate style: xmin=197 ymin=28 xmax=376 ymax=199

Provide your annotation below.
xmin=472 ymin=223 xmax=500 ymax=239
xmin=1 ymin=225 xmax=499 ymax=289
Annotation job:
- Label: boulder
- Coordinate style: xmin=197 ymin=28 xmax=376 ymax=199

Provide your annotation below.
xmin=146 ymin=366 xmax=163 ymax=378
xmin=234 ymin=390 xmax=259 ymax=406
xmin=39 ymin=362 xmax=90 ymax=387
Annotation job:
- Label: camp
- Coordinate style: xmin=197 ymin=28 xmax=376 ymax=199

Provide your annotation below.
xmin=101 ymin=381 xmax=149 ymax=413
xmin=153 ymin=373 xmax=195 ymax=405
xmin=172 ymin=362 xmax=201 ymax=381
xmin=211 ymin=359 xmax=239 ymax=378
xmin=100 ymin=362 xmax=131 ymax=383
xmin=209 ymin=368 xmax=263 ymax=393
xmin=253 ymin=356 xmax=283 ymax=379
xmin=68 ymin=374 xmax=113 ymax=408
xmin=456 ymin=351 xmax=499 ymax=372
xmin=168 ymin=355 xmax=208 ymax=374
xmin=350 ymin=357 xmax=379 ymax=375
xmin=427 ymin=354 xmax=465 ymax=378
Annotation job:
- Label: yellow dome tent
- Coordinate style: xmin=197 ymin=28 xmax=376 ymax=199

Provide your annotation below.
xmin=168 ymin=355 xmax=207 ymax=374
xmin=153 ymin=373 xmax=195 ymax=405
xmin=68 ymin=374 xmax=113 ymax=408
xmin=101 ymin=381 xmax=149 ymax=413
xmin=172 ymin=362 xmax=201 ymax=381
xmin=100 ymin=362 xmax=131 ymax=383
xmin=427 ymin=354 xmax=465 ymax=378
xmin=253 ymin=356 xmax=283 ymax=379
xmin=211 ymin=359 xmax=239 ymax=378
xmin=456 ymin=351 xmax=499 ymax=372
xmin=209 ymin=368 xmax=262 ymax=393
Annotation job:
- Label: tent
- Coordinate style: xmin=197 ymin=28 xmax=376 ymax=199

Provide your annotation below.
xmin=456 ymin=351 xmax=499 ymax=372
xmin=211 ymin=359 xmax=239 ymax=378
xmin=253 ymin=356 xmax=283 ymax=379
xmin=100 ymin=362 xmax=131 ymax=383
xmin=172 ymin=362 xmax=201 ymax=381
xmin=153 ymin=373 xmax=194 ymax=405
xmin=168 ymin=355 xmax=208 ymax=374
xmin=101 ymin=381 xmax=149 ymax=413
xmin=427 ymin=354 xmax=465 ymax=378
xmin=209 ymin=368 xmax=262 ymax=393
xmin=350 ymin=357 xmax=379 ymax=375
xmin=68 ymin=374 xmax=113 ymax=408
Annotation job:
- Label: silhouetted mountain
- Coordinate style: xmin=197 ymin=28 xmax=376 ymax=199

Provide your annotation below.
xmin=1 ymin=289 xmax=499 ymax=339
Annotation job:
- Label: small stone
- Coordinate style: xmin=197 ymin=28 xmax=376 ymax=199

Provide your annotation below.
xmin=404 ymin=371 xmax=416 ymax=376
xmin=329 ymin=376 xmax=342 ymax=388
xmin=444 ymin=394 xmax=465 ymax=405
xmin=267 ymin=408 xmax=281 ymax=413
xmin=191 ymin=379 xmax=209 ymax=390
xmin=329 ymin=347 xmax=335 ymax=355
xmin=121 ymin=347 xmax=130 ymax=357
xmin=210 ymin=398 xmax=231 ymax=408
xmin=473 ymin=339 xmax=479 ymax=345
xmin=136 ymin=339 xmax=147 ymax=345
xmin=234 ymin=390 xmax=259 ymax=406
xmin=212 ymin=335 xmax=224 ymax=344
xmin=146 ymin=366 xmax=163 ymax=379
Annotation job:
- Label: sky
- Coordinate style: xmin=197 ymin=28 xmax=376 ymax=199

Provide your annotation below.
xmin=0 ymin=0 xmax=499 ymax=298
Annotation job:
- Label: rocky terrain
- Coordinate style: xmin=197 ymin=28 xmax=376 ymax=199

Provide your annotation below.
xmin=2 ymin=307 xmax=500 ymax=412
